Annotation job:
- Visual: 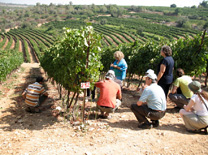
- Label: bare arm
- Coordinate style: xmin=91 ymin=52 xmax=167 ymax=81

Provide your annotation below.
xmin=111 ymin=64 xmax=120 ymax=70
xmin=171 ymin=85 xmax=178 ymax=94
xmin=184 ymin=99 xmax=195 ymax=112
xmin=137 ymin=100 xmax=145 ymax=106
xmin=117 ymin=92 xmax=122 ymax=100
xmin=22 ymin=91 xmax=26 ymax=99
xmin=157 ymin=64 xmax=166 ymax=82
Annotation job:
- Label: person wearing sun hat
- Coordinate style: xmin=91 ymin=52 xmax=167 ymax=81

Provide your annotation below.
xmin=95 ymin=70 xmax=122 ymax=119
xmin=131 ymin=69 xmax=166 ymax=129
xmin=179 ymin=81 xmax=208 ymax=133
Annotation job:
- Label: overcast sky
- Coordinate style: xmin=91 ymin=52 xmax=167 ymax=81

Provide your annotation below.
xmin=0 ymin=0 xmax=204 ymax=7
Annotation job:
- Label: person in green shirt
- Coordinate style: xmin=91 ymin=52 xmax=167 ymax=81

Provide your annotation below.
xmin=169 ymin=68 xmax=193 ymax=108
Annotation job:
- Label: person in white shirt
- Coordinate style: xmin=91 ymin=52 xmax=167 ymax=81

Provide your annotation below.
xmin=180 ymin=81 xmax=208 ymax=133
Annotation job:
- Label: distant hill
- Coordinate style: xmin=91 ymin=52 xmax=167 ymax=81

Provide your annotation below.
xmin=0 ymin=2 xmax=32 ymax=7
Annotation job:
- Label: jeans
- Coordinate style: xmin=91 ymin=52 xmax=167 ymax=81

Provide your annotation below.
xmin=130 ymin=104 xmax=165 ymax=124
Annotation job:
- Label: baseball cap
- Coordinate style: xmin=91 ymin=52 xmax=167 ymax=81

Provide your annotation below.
xmin=105 ymin=70 xmax=115 ymax=80
xmin=145 ymin=71 xmax=157 ymax=80
xmin=145 ymin=69 xmax=154 ymax=75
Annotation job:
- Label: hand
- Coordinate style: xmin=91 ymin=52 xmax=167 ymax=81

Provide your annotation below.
xmin=114 ymin=65 xmax=117 ymax=68
xmin=110 ymin=64 xmax=114 ymax=67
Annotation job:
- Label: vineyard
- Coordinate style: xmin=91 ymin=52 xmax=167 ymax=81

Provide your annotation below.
xmin=0 ymin=15 xmax=207 ymax=83
xmin=0 ymin=3 xmax=208 ymax=154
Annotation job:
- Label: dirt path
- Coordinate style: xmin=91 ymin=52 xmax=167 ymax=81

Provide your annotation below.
xmin=10 ymin=38 xmax=15 ymax=49
xmin=2 ymin=37 xmax=8 ymax=50
xmin=0 ymin=63 xmax=207 ymax=155
xmin=19 ymin=40 xmax=22 ymax=52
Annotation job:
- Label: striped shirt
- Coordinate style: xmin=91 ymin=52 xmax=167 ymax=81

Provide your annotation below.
xmin=24 ymin=82 xmax=46 ymax=106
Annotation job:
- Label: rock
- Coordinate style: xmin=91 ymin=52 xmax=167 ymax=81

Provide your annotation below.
xmin=85 ymin=152 xmax=92 ymax=155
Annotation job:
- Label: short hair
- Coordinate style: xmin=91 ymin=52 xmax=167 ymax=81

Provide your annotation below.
xmin=36 ymin=76 xmax=44 ymax=83
xmin=161 ymin=45 xmax=172 ymax=56
xmin=114 ymin=51 xmax=124 ymax=60
xmin=176 ymin=68 xmax=185 ymax=77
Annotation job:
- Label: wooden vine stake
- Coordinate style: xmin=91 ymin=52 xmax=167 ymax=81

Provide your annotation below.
xmin=82 ymin=36 xmax=90 ymax=122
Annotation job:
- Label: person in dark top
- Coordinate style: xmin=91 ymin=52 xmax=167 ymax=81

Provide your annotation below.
xmin=157 ymin=45 xmax=174 ymax=98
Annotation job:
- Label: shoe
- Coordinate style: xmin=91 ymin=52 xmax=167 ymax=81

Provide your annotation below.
xmin=151 ymin=120 xmax=159 ymax=128
xmin=186 ymin=128 xmax=208 ymax=134
xmin=92 ymin=99 xmax=96 ymax=102
xmin=186 ymin=129 xmax=202 ymax=134
xmin=98 ymin=115 xmax=107 ymax=119
xmin=138 ymin=123 xmax=152 ymax=129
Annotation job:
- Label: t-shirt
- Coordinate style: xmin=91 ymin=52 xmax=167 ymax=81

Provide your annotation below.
xmin=139 ymin=83 xmax=166 ymax=111
xmin=191 ymin=94 xmax=208 ymax=116
xmin=157 ymin=56 xmax=174 ymax=84
xmin=173 ymin=75 xmax=193 ymax=98
xmin=95 ymin=80 xmax=121 ymax=108
xmin=110 ymin=59 xmax=127 ymax=80
xmin=24 ymin=82 xmax=46 ymax=106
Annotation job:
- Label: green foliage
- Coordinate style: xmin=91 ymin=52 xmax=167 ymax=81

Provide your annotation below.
xmin=172 ymin=32 xmax=208 ymax=76
xmin=170 ymin=4 xmax=177 ymax=8
xmin=40 ymin=26 xmax=103 ymax=93
xmin=0 ymin=49 xmax=23 ymax=82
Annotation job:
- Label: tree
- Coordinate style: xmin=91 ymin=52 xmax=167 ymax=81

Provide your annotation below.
xmin=100 ymin=19 xmax=107 ymax=25
xmin=170 ymin=4 xmax=177 ymax=8
xmin=174 ymin=8 xmax=182 ymax=15
xmin=199 ymin=1 xmax=208 ymax=8
xmin=203 ymin=22 xmax=208 ymax=30
xmin=176 ymin=17 xmax=188 ymax=27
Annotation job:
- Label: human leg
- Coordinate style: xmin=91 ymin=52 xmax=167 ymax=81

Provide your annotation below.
xmin=38 ymin=95 xmax=48 ymax=106
xmin=181 ymin=113 xmax=208 ymax=131
xmin=148 ymin=110 xmax=165 ymax=127
xmin=130 ymin=104 xmax=151 ymax=124
xmin=169 ymin=93 xmax=189 ymax=108
xmin=113 ymin=99 xmax=121 ymax=112
xmin=158 ymin=83 xmax=171 ymax=99
xmin=97 ymin=105 xmax=113 ymax=118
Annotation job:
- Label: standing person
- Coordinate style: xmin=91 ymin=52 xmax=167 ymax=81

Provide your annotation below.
xmin=179 ymin=81 xmax=208 ymax=133
xmin=110 ymin=51 xmax=128 ymax=86
xmin=157 ymin=45 xmax=174 ymax=98
xmin=131 ymin=70 xmax=166 ymax=129
xmin=95 ymin=70 xmax=122 ymax=119
xmin=22 ymin=76 xmax=48 ymax=113
xmin=169 ymin=68 xmax=193 ymax=108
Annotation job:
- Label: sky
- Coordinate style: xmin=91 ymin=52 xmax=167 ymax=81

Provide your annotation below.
xmin=0 ymin=0 xmax=204 ymax=7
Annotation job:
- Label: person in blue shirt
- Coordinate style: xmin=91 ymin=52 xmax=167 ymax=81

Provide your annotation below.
xmin=110 ymin=51 xmax=128 ymax=86
xmin=157 ymin=45 xmax=174 ymax=98
xmin=131 ymin=70 xmax=166 ymax=129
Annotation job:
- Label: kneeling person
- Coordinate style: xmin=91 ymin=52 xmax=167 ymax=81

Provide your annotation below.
xmin=169 ymin=68 xmax=193 ymax=108
xmin=131 ymin=70 xmax=166 ymax=129
xmin=95 ymin=70 xmax=122 ymax=119
xmin=22 ymin=76 xmax=48 ymax=113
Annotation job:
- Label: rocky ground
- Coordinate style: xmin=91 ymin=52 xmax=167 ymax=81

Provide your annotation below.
xmin=0 ymin=63 xmax=207 ymax=155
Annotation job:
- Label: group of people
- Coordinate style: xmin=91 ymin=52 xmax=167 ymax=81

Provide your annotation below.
xmin=22 ymin=47 xmax=208 ymax=134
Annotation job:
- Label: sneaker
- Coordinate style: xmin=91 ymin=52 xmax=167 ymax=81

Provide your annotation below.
xmin=151 ymin=120 xmax=159 ymax=128
xmin=138 ymin=123 xmax=152 ymax=129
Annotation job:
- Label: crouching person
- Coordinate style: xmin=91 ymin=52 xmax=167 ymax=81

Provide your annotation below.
xmin=22 ymin=76 xmax=48 ymax=113
xmin=95 ymin=70 xmax=122 ymax=119
xmin=131 ymin=70 xmax=166 ymax=129
xmin=179 ymin=81 xmax=208 ymax=134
